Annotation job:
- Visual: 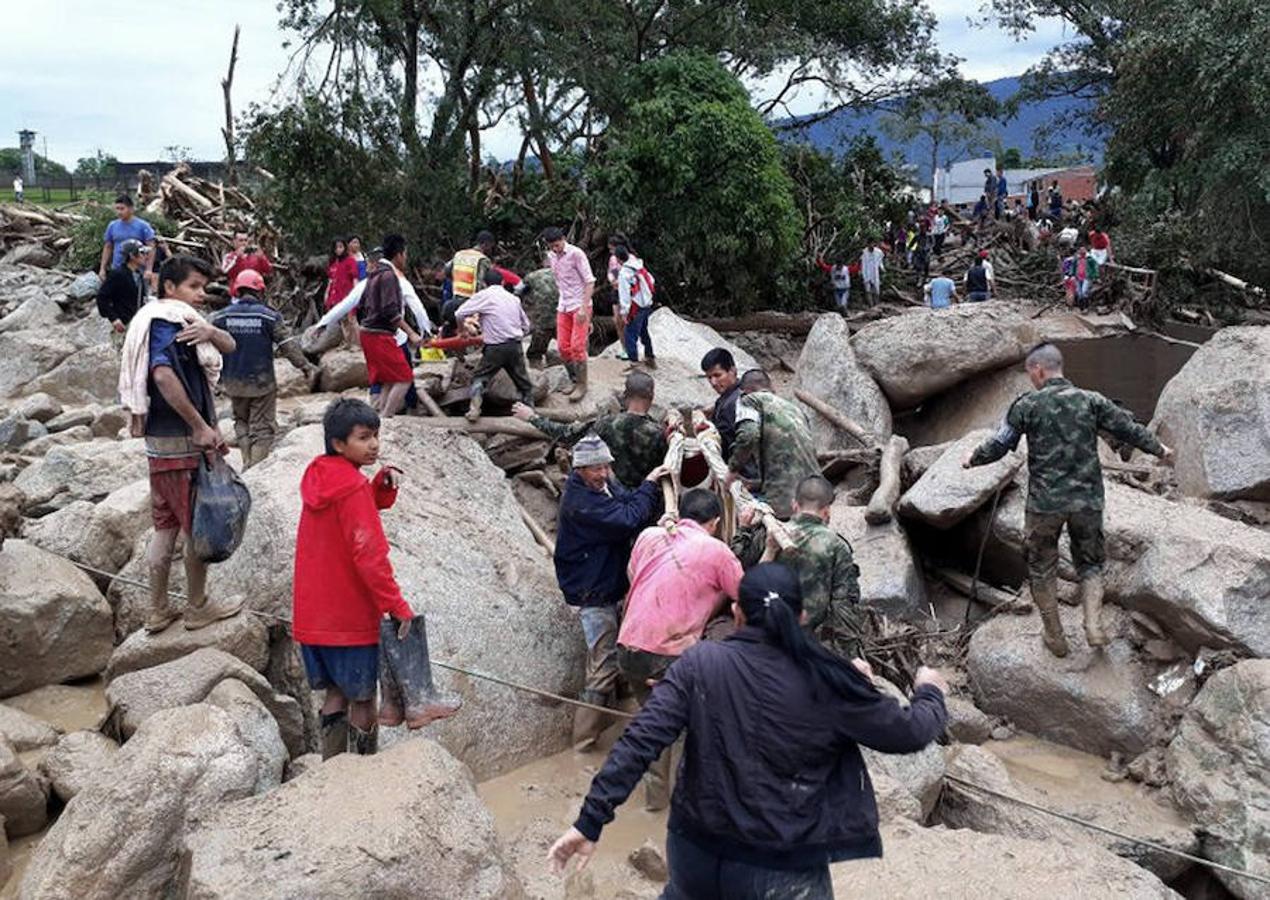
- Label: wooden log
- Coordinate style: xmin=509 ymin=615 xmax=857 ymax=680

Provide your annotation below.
xmin=518 ymin=505 xmax=556 ymax=556
xmin=816 ymin=449 xmax=881 ymax=464
xmin=416 ymin=390 xmax=445 ymax=417
xmin=794 ymin=389 xmax=877 ymax=448
xmin=865 ymin=435 xmax=909 ymax=524
xmin=409 ymin=415 xmax=546 ymax=440
xmin=161 ymin=174 xmax=215 ymax=211
xmin=931 ymin=567 xmax=1020 ymax=609
xmin=689 ymin=311 xmax=821 ymax=335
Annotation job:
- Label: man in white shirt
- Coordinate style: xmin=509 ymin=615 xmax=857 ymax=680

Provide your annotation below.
xmin=12 ymin=176 xmax=23 ymax=203
xmin=860 ymin=240 xmax=885 ymax=306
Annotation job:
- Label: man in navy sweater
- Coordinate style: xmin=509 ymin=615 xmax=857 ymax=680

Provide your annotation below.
xmin=554 ymin=434 xmax=666 ymax=749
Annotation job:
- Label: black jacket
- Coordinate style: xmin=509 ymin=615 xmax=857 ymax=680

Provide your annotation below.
xmin=554 ymin=471 xmax=659 ymax=607
xmin=574 ymin=627 xmax=946 ymax=869
xmin=210 ymin=299 xmax=306 ymax=397
xmin=97 ymin=266 xmax=145 ymax=325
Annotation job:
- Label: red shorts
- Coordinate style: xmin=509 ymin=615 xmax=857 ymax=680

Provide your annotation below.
xmin=359 ymin=331 xmax=413 ymax=386
xmin=149 ymin=462 xmax=197 ymax=532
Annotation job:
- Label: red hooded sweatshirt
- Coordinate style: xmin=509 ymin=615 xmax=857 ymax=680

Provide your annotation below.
xmin=292 ymin=455 xmax=413 ymax=646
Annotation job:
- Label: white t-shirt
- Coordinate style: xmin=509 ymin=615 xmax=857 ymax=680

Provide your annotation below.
xmin=860 ymin=248 xmax=885 ymax=283
xmin=12 ymin=178 xmax=22 ymax=192
xmin=932 ymin=214 xmax=948 ymax=236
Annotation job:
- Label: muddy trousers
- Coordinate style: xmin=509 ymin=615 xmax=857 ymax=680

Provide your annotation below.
xmin=661 ymin=831 xmax=832 ymax=900
xmin=618 ymin=646 xmax=677 ymax=810
xmin=230 ymin=391 xmax=278 ymax=469
xmin=470 ymin=340 xmax=535 ymax=404
xmin=1023 ymin=508 xmax=1106 ymax=583
xmin=574 ymin=604 xmax=620 ymax=750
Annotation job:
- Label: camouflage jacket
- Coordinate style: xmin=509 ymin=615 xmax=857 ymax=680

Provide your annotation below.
xmin=519 ymin=268 xmax=559 ymax=332
xmin=970 ymin=377 xmax=1165 ymax=513
xmin=530 ymin=411 xmax=667 ymax=489
xmin=730 ymin=513 xmax=864 ymax=658
xmin=729 ymin=391 xmax=820 ymax=519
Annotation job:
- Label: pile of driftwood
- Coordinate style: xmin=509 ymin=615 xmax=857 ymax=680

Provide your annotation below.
xmin=0 ymin=204 xmax=85 ymax=267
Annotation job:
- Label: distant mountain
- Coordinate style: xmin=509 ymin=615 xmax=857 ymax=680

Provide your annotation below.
xmin=780 ymin=76 xmax=1102 ymax=184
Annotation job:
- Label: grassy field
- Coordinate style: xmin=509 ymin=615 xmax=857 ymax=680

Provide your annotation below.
xmin=9 ymin=187 xmax=114 ymax=207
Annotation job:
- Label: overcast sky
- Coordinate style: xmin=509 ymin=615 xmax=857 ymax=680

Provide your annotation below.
xmin=0 ymin=0 xmax=1069 ymax=169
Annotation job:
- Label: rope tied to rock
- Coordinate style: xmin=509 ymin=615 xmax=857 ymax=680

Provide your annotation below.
xmin=46 ymin=551 xmax=1270 ymax=888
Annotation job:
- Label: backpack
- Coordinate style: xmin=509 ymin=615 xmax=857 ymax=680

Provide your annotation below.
xmin=627 ymin=263 xmax=656 ymax=304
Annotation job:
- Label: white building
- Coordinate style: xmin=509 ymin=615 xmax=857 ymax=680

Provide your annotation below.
xmin=933 ymin=156 xmax=1063 ymax=206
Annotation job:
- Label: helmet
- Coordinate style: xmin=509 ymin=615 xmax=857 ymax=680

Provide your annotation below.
xmin=231 ymin=268 xmax=265 ymax=297
xmin=978 ymin=249 xmax=990 ymax=259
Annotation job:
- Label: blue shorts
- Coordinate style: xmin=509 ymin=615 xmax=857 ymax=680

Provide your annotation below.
xmin=300 ymin=644 xmax=379 ymax=701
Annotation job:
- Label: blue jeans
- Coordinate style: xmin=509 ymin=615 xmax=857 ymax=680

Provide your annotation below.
xmin=833 ymin=288 xmax=849 ymax=312
xmin=660 ymin=831 xmax=832 ymax=900
xmin=967 ymin=291 xmax=990 ymax=303
xmin=622 ymin=306 xmax=654 ymax=361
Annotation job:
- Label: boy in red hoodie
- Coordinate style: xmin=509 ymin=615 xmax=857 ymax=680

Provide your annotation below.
xmin=292 ymin=398 xmax=460 ymax=757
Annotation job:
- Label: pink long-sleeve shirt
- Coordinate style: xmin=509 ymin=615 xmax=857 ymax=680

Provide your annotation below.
xmin=618 ymin=519 xmax=744 ymax=657
xmin=453 ymin=285 xmax=531 ymax=344
xmin=548 ymin=242 xmax=596 ymax=313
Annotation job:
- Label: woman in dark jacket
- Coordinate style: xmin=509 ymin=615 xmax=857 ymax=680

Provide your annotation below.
xmin=548 ymin=563 xmax=948 ymax=899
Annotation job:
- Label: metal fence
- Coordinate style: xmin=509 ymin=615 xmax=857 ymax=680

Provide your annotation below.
xmin=2 ymin=171 xmax=131 ymax=203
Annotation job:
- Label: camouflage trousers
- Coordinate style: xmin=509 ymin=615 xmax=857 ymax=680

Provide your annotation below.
xmin=1024 ymin=508 xmax=1105 ymax=581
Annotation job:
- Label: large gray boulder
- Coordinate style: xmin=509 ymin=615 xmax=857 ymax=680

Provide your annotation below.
xmin=0 ymin=540 xmax=113 ymax=699
xmin=13 ymin=438 xmax=148 ymax=510
xmin=941 ymin=744 xmax=1199 ymax=880
xmin=19 ymin=703 xmax=277 ymax=899
xmin=984 ymin=482 xmax=1270 ymax=656
xmin=0 ymin=735 xmax=47 ymax=838
xmin=316 ymin=348 xmax=369 ymax=392
xmin=1152 ymin=326 xmax=1270 ymax=501
xmin=829 ymin=500 xmax=926 ymax=621
xmin=967 ymin=604 xmax=1172 ymax=757
xmin=851 ymin=303 xmax=1043 ymax=409
xmin=1168 ymin=659 xmax=1270 ymax=898
xmin=601 ymin=307 xmax=758 ymax=373
xmin=20 ymin=476 xmax=151 ymax=576
xmin=833 ymin=820 xmax=1178 ymax=898
xmin=106 ymin=611 xmax=270 ymax=679
xmin=902 ymin=363 xmax=1035 ymax=447
xmin=897 ymin=429 xmax=1021 ymax=528
xmin=204 ymin=679 xmax=288 ymax=794
xmin=23 ymin=345 xmax=121 ymax=406
xmin=793 ymin=313 xmax=891 ymax=449
xmin=0 ymin=333 xmax=76 ymax=399
xmin=0 ymin=704 xmax=60 ymax=752
xmin=209 ymin=422 xmax=584 ymax=778
xmin=181 ymin=739 xmax=523 ymax=899
xmin=38 ymin=730 xmax=121 ymax=803
xmin=104 ymin=647 xmax=303 ymax=758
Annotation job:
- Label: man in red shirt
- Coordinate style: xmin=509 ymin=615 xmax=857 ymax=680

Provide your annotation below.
xmin=221 ymin=231 xmax=274 ymax=296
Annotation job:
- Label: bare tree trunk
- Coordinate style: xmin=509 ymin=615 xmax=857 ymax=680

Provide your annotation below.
xmin=220 ymin=25 xmax=240 ymax=187
xmin=521 ymin=72 xmax=556 ymax=181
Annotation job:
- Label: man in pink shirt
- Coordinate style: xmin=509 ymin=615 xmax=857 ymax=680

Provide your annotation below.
xmin=617 ymin=489 xmax=744 ymax=810
xmin=543 ymin=226 xmax=596 ymax=402
xmin=453 ymin=270 xmax=534 ymax=421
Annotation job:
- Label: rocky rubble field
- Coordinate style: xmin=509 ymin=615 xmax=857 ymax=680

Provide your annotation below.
xmin=0 ymin=261 xmax=1267 ymax=899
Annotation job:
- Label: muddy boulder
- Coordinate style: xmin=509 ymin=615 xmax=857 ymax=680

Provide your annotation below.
xmin=209 ymin=422 xmax=584 ymax=777
xmin=106 ymin=611 xmax=269 ymax=679
xmin=23 ymin=345 xmax=120 ymax=406
xmin=316 ymin=348 xmax=369 ymax=392
xmin=37 ymin=729 xmax=120 ymax=803
xmin=793 ymin=313 xmax=891 ymax=449
xmin=0 ymin=704 xmax=60 ymax=752
xmin=181 ymin=739 xmax=522 ymax=899
xmin=1152 ymin=326 xmax=1270 ymax=502
xmin=967 ymin=604 xmax=1172 ymax=757
xmin=19 ymin=703 xmax=277 ymax=899
xmin=897 ymin=429 xmax=1021 ymax=528
xmin=0 ymin=333 xmax=76 ymax=400
xmin=0 ymin=540 xmax=113 ymax=699
xmin=1168 ymin=659 xmax=1270 ymax=898
xmin=600 ymin=307 xmax=757 ymax=373
xmin=901 ymin=363 xmax=1033 ymax=447
xmin=0 ymin=735 xmax=48 ymax=838
xmin=21 ymin=477 xmax=151 ymax=577
xmin=830 ymin=500 xmax=926 ymax=621
xmin=12 ymin=438 xmax=148 ymax=511
xmin=851 ymin=303 xmax=1042 ymax=409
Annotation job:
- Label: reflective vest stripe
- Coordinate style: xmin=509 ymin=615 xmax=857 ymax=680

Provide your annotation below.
xmin=452 ymin=249 xmax=486 ymax=298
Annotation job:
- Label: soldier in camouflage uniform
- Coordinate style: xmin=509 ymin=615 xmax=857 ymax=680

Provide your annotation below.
xmin=512 ymin=370 xmax=667 ymax=489
xmin=727 ymin=369 xmax=821 ymax=519
xmin=965 ymin=343 xmax=1173 ymax=657
xmin=514 ymin=267 xmax=559 ymax=363
xmin=732 ymin=476 xmax=865 ymax=658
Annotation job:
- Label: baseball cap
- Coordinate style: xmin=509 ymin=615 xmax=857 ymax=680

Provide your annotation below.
xmin=119 ymin=239 xmax=151 ymax=259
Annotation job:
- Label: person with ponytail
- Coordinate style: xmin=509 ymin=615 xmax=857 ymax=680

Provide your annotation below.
xmin=548 ymin=563 xmax=948 ymax=898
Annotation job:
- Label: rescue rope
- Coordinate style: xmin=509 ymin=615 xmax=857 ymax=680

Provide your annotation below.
xmin=48 ymin=552 xmax=1270 ymax=887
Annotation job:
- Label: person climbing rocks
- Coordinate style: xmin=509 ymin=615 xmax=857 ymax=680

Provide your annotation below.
xmin=815 ymin=256 xmax=858 ymax=313
xmin=544 ymin=226 xmax=596 ymax=402
xmin=97 ymin=238 xmax=151 ymax=348
xmin=293 ymin=398 xmax=461 ymax=759
xmin=513 ymin=370 xmax=667 ymax=489
xmin=1062 ymin=246 xmax=1099 ymax=310
xmin=613 ymin=244 xmax=656 ymax=367
xmin=963 ymin=343 xmax=1174 ymax=657
xmin=514 ymin=266 xmax=560 ymax=365
xmin=553 ymin=435 xmax=667 ymax=750
xmin=727 ymin=368 xmax=820 ymax=520
xmin=209 ymin=269 xmax=318 ymax=468
xmin=859 ymin=240 xmax=884 ymax=306
xmin=732 ymin=476 xmax=864 ymax=660
xmin=547 ymin=563 xmax=949 ymax=895
xmin=117 ymin=255 xmax=243 ymax=634
xmin=617 ymin=488 xmax=744 ymax=811
xmin=453 ymin=269 xmax=535 ymax=422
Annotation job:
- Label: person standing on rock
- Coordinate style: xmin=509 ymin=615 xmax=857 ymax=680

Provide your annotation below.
xmin=514 ymin=267 xmax=559 ymax=365
xmin=614 ymin=244 xmax=657 ymax=367
xmin=963 ymin=343 xmax=1174 ymax=657
xmin=97 ymin=238 xmax=151 ymax=348
xmin=618 ymin=489 xmax=743 ymax=811
xmin=544 ymin=226 xmax=597 ymax=402
xmin=209 ymin=269 xmax=318 ymax=468
xmin=547 ymin=563 xmax=949 ymax=894
xmin=964 ymin=253 xmax=992 ymax=303
xmin=99 ymin=194 xmax=157 ymax=287
xmin=924 ymin=269 xmax=958 ymax=309
xmin=352 ymin=234 xmax=426 ymax=417
xmin=454 ymin=269 xmax=535 ymax=421
xmin=117 ymin=255 xmax=242 ymax=634
xmin=294 ymin=398 xmax=462 ymax=758
xmin=513 ymin=370 xmax=667 ymax=489
xmin=815 ymin=256 xmax=858 ymax=313
xmin=727 ymin=369 xmax=820 ymax=520
xmin=732 ymin=476 xmax=864 ymax=658
xmin=859 ymin=240 xmax=884 ymax=306
xmin=554 ymin=435 xmax=667 ymax=750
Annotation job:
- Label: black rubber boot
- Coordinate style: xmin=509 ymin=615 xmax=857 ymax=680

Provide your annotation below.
xmin=350 ymin=722 xmax=379 ymax=756
xmin=380 ymin=616 xmax=463 ymax=729
xmin=320 ymin=710 xmax=349 ymax=760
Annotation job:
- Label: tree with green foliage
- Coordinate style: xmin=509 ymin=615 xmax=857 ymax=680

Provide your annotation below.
xmin=74 ymin=150 xmax=119 ymax=178
xmin=590 ymin=53 xmax=801 ymax=316
xmin=880 ymin=77 xmax=999 ymax=194
xmin=0 ymin=148 xmax=68 ymax=178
